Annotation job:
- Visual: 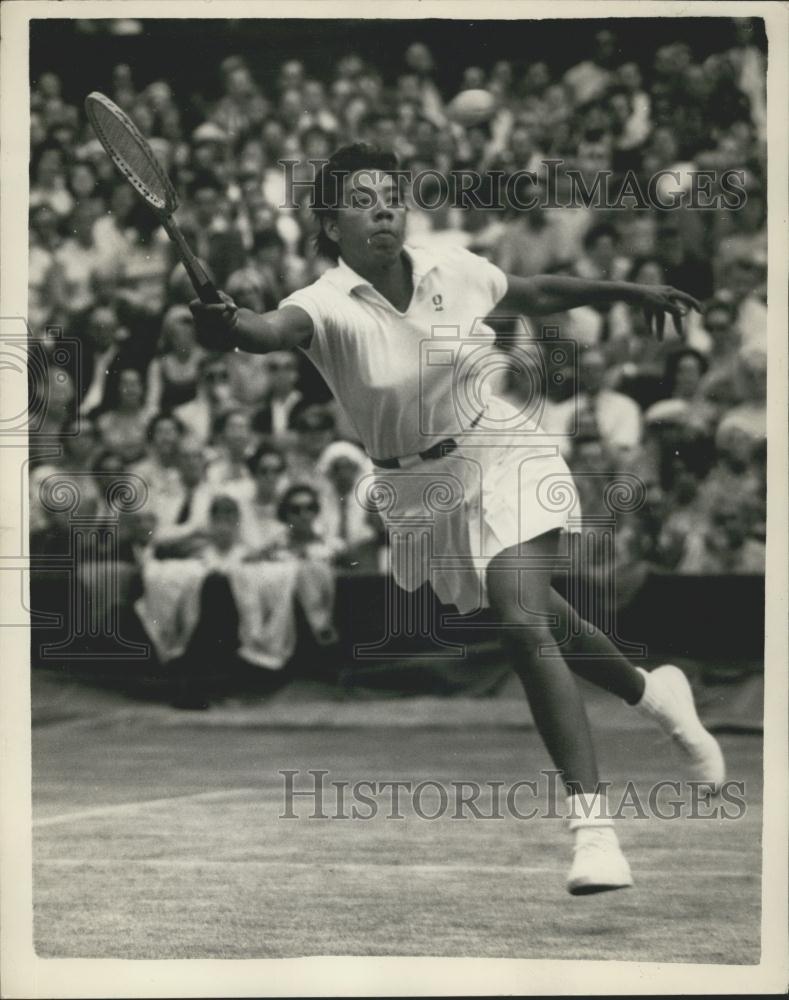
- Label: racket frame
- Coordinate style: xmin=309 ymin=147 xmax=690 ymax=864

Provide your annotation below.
xmin=84 ymin=91 xmax=221 ymax=304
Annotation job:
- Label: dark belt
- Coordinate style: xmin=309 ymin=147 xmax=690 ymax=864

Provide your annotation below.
xmin=371 ymin=412 xmax=483 ymax=470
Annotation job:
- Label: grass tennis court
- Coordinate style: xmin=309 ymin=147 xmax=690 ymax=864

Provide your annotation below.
xmin=32 ymin=685 xmax=762 ymax=964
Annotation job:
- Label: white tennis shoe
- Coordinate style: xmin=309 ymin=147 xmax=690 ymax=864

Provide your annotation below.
xmin=566 ymin=827 xmax=634 ymax=896
xmin=565 ymin=793 xmax=633 ymax=895
xmin=635 ymin=665 xmax=726 ymax=791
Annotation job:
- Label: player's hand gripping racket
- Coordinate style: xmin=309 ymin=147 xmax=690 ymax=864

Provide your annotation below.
xmin=84 ymin=91 xmax=222 ymax=305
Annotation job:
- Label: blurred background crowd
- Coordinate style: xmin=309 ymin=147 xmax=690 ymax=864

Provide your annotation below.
xmin=27 ymin=17 xmax=768 ymax=698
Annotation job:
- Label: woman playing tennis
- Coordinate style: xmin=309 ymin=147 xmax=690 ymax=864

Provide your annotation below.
xmin=191 ymin=144 xmax=725 ymax=895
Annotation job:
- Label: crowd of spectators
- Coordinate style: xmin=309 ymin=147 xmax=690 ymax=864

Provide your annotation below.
xmin=28 ymin=21 xmax=768 ymax=695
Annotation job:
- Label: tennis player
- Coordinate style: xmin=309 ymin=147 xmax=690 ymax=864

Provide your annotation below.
xmin=191 ymin=144 xmax=725 ymax=895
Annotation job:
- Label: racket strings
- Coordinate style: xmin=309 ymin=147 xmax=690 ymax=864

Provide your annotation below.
xmin=87 ymin=98 xmax=173 ymax=212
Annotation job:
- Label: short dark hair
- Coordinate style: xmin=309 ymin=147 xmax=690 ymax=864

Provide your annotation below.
xmin=252 ymin=229 xmax=285 ymax=255
xmin=146 ymin=411 xmax=184 ymax=442
xmin=247 ymin=443 xmax=286 ymax=476
xmin=209 ymin=494 xmax=240 ymax=520
xmin=93 ymin=450 xmax=125 ymax=475
xmin=290 ymin=403 xmax=335 ymax=432
xmin=627 ymin=256 xmax=664 ymax=284
xmin=277 ymin=483 xmax=320 ymax=522
xmin=188 ymin=172 xmax=222 ymax=199
xmin=312 ymin=142 xmax=401 ymax=261
xmin=583 ymin=222 xmax=619 ymax=251
xmin=212 ymin=407 xmax=248 ymax=439
xmin=664 ymin=347 xmax=709 ymax=392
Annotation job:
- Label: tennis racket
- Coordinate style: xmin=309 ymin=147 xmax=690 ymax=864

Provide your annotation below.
xmin=84 ymin=91 xmax=221 ymax=305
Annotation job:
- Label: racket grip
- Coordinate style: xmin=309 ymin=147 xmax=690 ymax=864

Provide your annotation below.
xmin=195 ymin=279 xmax=222 ymax=305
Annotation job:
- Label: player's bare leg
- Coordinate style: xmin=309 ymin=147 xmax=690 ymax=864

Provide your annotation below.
xmin=547 ymin=590 xmax=645 ymax=703
xmin=485 ymin=529 xmax=633 ymax=895
xmin=548 ymin=590 xmax=726 ymax=790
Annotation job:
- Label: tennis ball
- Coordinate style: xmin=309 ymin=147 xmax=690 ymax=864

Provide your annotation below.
xmin=446 ymin=89 xmax=497 ymax=127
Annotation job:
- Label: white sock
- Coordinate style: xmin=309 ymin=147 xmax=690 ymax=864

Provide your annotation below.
xmin=565 ymin=792 xmax=616 ymax=840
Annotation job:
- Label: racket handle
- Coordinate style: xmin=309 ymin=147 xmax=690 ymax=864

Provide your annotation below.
xmin=194 ymin=278 xmax=223 ymax=305
xmin=162 ymin=217 xmax=222 ymax=305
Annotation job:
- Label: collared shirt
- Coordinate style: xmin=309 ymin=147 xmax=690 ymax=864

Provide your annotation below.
xmin=278 ymin=244 xmax=508 ymax=460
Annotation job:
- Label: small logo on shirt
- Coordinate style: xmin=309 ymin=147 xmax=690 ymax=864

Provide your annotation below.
xmin=432 ymin=294 xmax=444 ymax=311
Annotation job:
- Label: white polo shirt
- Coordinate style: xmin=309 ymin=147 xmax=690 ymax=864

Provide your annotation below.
xmin=278 ymin=244 xmax=509 ymax=460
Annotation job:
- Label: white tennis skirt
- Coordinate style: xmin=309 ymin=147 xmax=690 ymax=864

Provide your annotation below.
xmin=358 ymin=398 xmax=581 ymax=614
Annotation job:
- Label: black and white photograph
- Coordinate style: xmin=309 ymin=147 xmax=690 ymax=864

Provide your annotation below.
xmin=0 ymin=1 xmax=787 ymax=995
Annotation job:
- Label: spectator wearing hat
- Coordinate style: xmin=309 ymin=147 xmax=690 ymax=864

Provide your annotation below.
xmin=188 ymin=121 xmax=230 ymax=182
xmin=314 ymin=441 xmax=375 ymax=552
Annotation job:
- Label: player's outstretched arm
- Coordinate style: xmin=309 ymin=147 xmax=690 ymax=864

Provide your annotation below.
xmin=499 ymin=273 xmax=702 ymax=340
xmin=189 ymin=294 xmax=314 ymax=354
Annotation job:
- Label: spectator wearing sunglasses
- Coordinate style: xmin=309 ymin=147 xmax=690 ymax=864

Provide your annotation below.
xmin=277 ymin=485 xmax=332 ymax=559
xmin=276 ymin=484 xmax=338 ymax=647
